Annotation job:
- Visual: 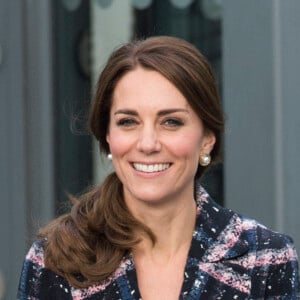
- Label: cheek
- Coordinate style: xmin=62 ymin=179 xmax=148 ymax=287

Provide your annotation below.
xmin=168 ymin=132 xmax=202 ymax=158
xmin=106 ymin=130 xmax=133 ymax=156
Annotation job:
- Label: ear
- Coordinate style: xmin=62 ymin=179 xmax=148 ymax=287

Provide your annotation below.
xmin=201 ymin=131 xmax=216 ymax=154
xmin=106 ymin=132 xmax=110 ymax=145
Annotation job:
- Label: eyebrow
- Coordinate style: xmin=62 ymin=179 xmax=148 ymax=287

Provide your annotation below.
xmin=114 ymin=109 xmax=138 ymax=116
xmin=114 ymin=108 xmax=189 ymax=116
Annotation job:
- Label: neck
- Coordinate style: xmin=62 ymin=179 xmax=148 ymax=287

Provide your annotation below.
xmin=131 ymin=196 xmax=197 ymax=261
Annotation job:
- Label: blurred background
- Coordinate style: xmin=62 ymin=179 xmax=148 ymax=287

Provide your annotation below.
xmin=1 ymin=0 xmax=300 ymax=298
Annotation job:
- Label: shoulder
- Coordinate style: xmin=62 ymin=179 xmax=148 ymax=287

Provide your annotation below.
xmin=195 ymin=185 xmax=299 ymax=297
xmin=18 ymin=240 xmax=72 ymax=299
xmin=196 ymin=185 xmax=298 ymax=264
xmin=237 ymin=217 xmax=300 ymax=297
xmin=25 ymin=239 xmax=46 ymax=266
xmin=221 ymin=206 xmax=299 ymax=265
xmin=197 ymin=185 xmax=296 ymax=254
xmin=238 ymin=214 xmax=297 ymax=255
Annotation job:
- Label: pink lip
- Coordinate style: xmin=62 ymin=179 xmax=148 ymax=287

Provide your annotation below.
xmin=134 ymin=170 xmax=169 ymax=179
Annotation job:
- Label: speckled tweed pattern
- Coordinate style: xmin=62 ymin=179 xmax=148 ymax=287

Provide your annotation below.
xmin=18 ymin=185 xmax=300 ymax=299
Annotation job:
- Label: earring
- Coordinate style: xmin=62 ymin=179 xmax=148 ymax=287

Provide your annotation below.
xmin=107 ymin=153 xmax=112 ymax=160
xmin=199 ymin=154 xmax=211 ymax=166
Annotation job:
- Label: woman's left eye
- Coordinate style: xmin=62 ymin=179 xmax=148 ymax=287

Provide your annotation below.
xmin=163 ymin=118 xmax=184 ymax=128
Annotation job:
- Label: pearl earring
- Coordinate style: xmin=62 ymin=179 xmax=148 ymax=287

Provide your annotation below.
xmin=107 ymin=153 xmax=112 ymax=160
xmin=199 ymin=154 xmax=211 ymax=166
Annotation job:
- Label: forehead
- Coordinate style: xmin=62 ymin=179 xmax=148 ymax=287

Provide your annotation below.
xmin=111 ymin=67 xmax=189 ymax=111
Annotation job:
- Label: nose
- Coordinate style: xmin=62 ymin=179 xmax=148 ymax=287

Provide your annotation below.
xmin=136 ymin=125 xmax=161 ymax=154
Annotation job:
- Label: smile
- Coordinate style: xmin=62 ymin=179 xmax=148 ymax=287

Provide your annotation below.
xmin=133 ymin=163 xmax=171 ymax=173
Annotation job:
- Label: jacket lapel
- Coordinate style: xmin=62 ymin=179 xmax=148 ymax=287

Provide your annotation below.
xmin=180 ymin=185 xmax=251 ymax=298
xmin=191 ymin=185 xmax=250 ymax=263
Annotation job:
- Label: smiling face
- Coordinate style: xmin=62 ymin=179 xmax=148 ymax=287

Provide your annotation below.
xmin=106 ymin=67 xmax=215 ymax=208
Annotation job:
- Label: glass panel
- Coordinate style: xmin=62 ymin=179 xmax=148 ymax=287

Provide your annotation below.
xmin=200 ymin=0 xmax=222 ymax=21
xmin=96 ymin=0 xmax=113 ymax=9
xmin=131 ymin=0 xmax=153 ymax=10
xmin=62 ymin=0 xmax=82 ymax=11
xmin=52 ymin=0 xmax=92 ymax=213
xmin=170 ymin=0 xmax=194 ymax=9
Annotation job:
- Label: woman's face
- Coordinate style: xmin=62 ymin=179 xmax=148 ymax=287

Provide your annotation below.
xmin=106 ymin=67 xmax=215 ymax=207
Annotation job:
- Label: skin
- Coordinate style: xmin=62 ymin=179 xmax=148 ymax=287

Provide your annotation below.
xmin=106 ymin=67 xmax=215 ymax=299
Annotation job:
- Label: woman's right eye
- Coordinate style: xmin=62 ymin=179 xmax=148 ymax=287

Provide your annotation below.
xmin=116 ymin=118 xmax=138 ymax=127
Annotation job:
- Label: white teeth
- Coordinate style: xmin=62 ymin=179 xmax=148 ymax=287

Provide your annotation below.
xmin=133 ymin=163 xmax=170 ymax=173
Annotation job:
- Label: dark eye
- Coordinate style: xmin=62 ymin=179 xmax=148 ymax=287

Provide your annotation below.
xmin=116 ymin=118 xmax=138 ymax=127
xmin=163 ymin=118 xmax=184 ymax=128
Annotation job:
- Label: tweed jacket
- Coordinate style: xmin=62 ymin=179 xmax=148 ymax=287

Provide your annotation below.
xmin=18 ymin=186 xmax=300 ymax=299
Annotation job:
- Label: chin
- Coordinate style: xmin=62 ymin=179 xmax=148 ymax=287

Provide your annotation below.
xmin=131 ymin=189 xmax=178 ymax=206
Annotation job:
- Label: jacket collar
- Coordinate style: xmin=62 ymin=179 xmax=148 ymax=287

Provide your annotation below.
xmin=190 ymin=184 xmax=250 ymax=263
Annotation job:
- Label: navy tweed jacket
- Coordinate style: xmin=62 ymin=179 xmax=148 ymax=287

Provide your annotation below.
xmin=18 ymin=186 xmax=300 ymax=299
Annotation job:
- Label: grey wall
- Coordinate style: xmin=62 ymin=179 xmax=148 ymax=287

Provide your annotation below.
xmin=223 ymin=0 xmax=300 ymax=252
xmin=0 ymin=1 xmax=54 ymax=298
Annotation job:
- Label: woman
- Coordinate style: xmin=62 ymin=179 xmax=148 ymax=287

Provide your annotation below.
xmin=18 ymin=36 xmax=299 ymax=299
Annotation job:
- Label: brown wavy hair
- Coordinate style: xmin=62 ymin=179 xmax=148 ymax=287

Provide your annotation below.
xmin=40 ymin=36 xmax=224 ymax=288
